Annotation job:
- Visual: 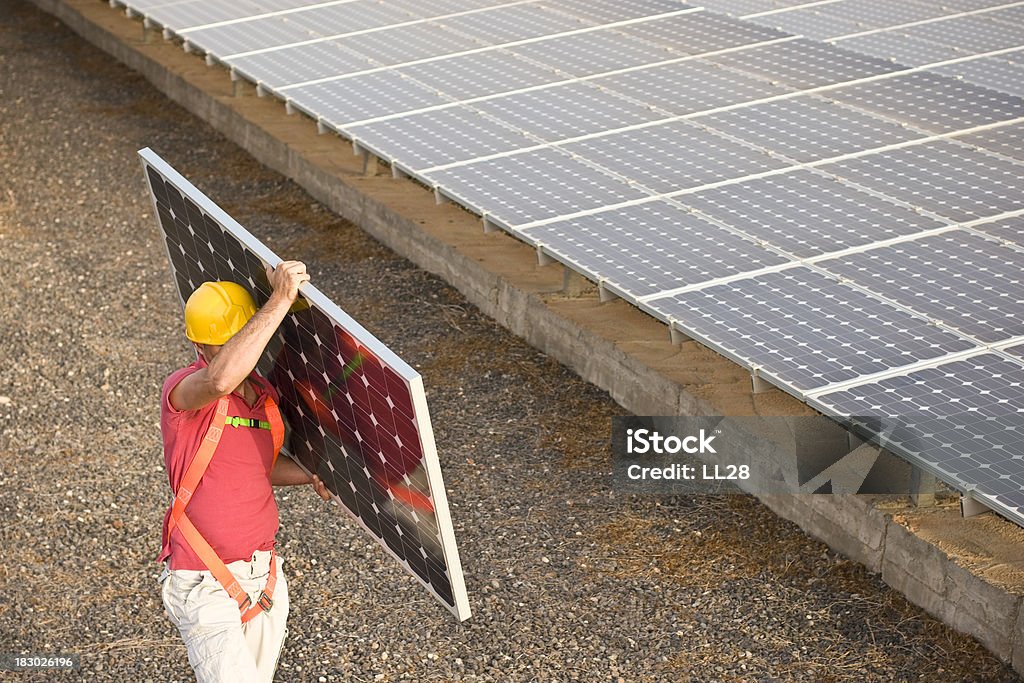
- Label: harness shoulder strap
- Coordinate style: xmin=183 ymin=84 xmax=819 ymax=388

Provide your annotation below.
xmin=264 ymin=394 xmax=284 ymax=472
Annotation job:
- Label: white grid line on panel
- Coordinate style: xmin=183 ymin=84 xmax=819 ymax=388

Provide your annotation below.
xmin=221 ymin=0 xmax=541 ymax=59
xmin=829 ymin=1 xmax=1024 ymax=42
xmin=273 ymin=6 xmax=704 ymax=90
xmin=960 ymin=207 xmax=1024 ymax=252
xmin=177 ymin=0 xmax=363 ymax=33
xmin=802 ymin=347 xmax=1000 ymax=400
xmin=994 ymin=335 xmax=1024 ymax=352
xmin=740 ymin=0 xmax=844 ymax=19
xmin=341 ymin=35 xmax=800 ymax=130
xmin=511 ymin=115 xmax=1024 ymax=231
xmin=631 ymin=222 xmax=982 ymax=305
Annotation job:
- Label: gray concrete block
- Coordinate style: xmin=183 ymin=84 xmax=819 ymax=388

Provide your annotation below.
xmin=1014 ymin=603 xmax=1024 ymax=675
xmin=945 ymin=561 xmax=1019 ymax=660
xmin=807 ymin=495 xmax=887 ymax=573
xmin=882 ymin=521 xmax=952 ymax=622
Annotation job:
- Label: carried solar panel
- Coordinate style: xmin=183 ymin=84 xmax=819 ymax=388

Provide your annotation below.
xmin=139 ymin=148 xmax=471 ymax=621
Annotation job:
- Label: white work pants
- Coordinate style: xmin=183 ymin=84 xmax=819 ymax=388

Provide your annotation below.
xmin=160 ymin=550 xmax=289 ymax=683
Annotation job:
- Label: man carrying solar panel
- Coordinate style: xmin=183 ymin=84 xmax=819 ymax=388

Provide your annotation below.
xmin=157 ymin=261 xmax=332 ymax=683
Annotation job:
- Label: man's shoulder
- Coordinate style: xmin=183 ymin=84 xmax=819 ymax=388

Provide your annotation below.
xmin=160 ymin=362 xmax=206 ymax=418
xmin=162 ymin=362 xmax=202 ymax=393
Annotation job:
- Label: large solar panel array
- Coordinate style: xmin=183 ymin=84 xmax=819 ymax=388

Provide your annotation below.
xmin=117 ymin=0 xmax=1024 ymax=527
xmin=139 ymin=148 xmax=471 ymax=621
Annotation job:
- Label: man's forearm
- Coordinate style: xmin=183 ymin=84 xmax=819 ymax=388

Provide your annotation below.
xmin=270 ymin=455 xmax=314 ymax=486
xmin=205 ymin=294 xmax=292 ymax=393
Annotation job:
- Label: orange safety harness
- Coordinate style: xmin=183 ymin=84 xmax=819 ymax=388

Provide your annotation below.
xmin=165 ymin=391 xmax=285 ymax=623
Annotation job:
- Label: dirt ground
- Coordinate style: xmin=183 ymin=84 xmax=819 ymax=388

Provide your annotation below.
xmin=0 ymin=1 xmax=1020 ymax=681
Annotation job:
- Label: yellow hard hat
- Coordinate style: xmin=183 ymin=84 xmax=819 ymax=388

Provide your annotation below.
xmin=184 ymin=281 xmax=257 ymax=345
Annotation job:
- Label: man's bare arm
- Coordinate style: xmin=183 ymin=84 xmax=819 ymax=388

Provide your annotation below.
xmin=169 ymin=261 xmax=309 ymax=412
xmin=271 ymin=457 xmax=332 ymax=501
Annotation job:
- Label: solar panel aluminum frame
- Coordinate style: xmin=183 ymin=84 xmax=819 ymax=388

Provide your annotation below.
xmin=138 ymin=147 xmax=471 ymax=622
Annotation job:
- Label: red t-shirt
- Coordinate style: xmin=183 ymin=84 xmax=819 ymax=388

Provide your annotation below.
xmin=158 ymin=359 xmax=280 ymax=570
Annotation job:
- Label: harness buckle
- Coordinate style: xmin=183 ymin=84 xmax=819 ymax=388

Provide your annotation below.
xmin=257 ymin=591 xmax=273 ymax=612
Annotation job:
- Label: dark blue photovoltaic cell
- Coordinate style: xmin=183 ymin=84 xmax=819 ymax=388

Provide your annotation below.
xmin=645 ymin=267 xmax=976 ymax=391
xmin=818 ymin=231 xmax=1024 ymax=343
xmin=816 ymin=353 xmax=1024 ymax=523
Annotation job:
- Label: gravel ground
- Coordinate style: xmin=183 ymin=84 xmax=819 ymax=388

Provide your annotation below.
xmin=0 ymin=2 xmax=1020 ymax=681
